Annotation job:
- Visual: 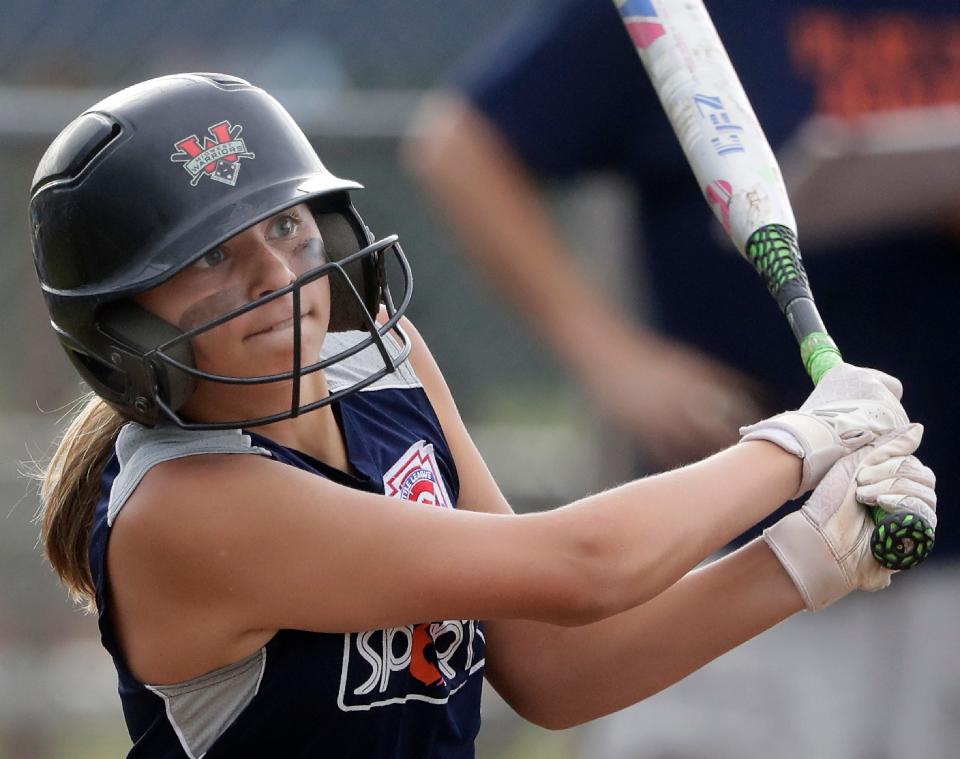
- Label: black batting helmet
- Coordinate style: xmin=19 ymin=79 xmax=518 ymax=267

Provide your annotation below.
xmin=30 ymin=73 xmax=412 ymax=429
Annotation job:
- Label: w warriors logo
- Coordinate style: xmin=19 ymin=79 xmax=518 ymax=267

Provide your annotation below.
xmin=171 ymin=120 xmax=255 ymax=187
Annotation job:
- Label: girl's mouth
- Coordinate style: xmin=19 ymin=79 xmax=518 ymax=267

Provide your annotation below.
xmin=249 ymin=310 xmax=313 ymax=338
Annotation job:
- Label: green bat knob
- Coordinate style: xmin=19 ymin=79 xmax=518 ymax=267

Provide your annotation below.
xmin=870 ymin=510 xmax=935 ymax=571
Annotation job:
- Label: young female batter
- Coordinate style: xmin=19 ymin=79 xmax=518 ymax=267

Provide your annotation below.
xmin=31 ymin=73 xmax=936 ymax=758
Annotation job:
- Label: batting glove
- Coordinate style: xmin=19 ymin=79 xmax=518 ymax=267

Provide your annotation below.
xmin=739 ymin=363 xmax=909 ymax=498
xmin=763 ymin=424 xmax=935 ymax=611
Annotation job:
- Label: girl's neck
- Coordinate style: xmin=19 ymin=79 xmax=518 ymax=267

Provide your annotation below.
xmin=256 ymin=404 xmax=351 ymax=473
xmin=182 ymin=372 xmax=353 ymax=472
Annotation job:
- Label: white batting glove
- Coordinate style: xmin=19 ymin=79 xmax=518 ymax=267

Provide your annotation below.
xmin=739 ymin=363 xmax=909 ymax=498
xmin=763 ymin=424 xmax=936 ymax=611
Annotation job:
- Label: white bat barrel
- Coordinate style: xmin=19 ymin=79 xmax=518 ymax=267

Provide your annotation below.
xmin=615 ymin=0 xmax=796 ymax=256
xmin=614 ymin=0 xmax=935 ymax=570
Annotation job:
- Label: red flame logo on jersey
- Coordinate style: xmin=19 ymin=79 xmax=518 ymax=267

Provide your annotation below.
xmin=170 ymin=120 xmax=255 ymax=187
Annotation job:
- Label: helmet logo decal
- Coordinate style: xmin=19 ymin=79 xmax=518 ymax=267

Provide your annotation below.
xmin=170 ymin=120 xmax=255 ymax=187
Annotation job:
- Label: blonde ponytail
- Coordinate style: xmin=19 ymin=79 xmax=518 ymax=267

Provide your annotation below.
xmin=33 ymin=395 xmax=126 ymax=612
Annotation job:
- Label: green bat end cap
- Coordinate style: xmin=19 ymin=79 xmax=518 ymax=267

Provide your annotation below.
xmin=870 ymin=509 xmax=935 ymax=571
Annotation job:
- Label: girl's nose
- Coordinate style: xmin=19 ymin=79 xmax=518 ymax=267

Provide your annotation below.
xmin=247 ymin=244 xmax=297 ymax=300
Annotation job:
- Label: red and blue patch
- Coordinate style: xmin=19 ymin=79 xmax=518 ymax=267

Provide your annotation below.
xmin=383 ymin=441 xmax=452 ymax=508
xmin=618 ymin=0 xmax=666 ymax=50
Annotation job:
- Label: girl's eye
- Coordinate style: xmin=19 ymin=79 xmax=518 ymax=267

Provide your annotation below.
xmin=195 ymin=248 xmax=228 ymax=269
xmin=270 ymin=214 xmax=300 ymax=239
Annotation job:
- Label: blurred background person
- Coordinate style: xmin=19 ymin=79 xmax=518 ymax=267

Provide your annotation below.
xmin=405 ymin=0 xmax=960 ymax=756
xmin=405 ymin=0 xmax=960 ymax=495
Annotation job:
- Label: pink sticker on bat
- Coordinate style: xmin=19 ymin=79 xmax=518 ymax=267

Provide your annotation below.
xmin=705 ymin=179 xmax=733 ymax=233
xmin=625 ymin=20 xmax=666 ymax=49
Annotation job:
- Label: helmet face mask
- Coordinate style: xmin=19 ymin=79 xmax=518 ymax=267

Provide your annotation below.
xmin=31 ymin=73 xmax=413 ymax=429
xmin=100 ymin=230 xmax=412 ymax=430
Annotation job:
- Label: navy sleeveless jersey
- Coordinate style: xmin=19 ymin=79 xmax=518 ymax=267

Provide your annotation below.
xmin=87 ymin=331 xmax=486 ymax=758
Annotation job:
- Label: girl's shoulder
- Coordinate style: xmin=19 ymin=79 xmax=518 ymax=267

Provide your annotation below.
xmin=106 ymin=422 xmax=271 ymax=527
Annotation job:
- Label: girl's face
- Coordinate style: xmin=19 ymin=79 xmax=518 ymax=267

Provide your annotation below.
xmin=136 ymin=203 xmax=331 ymax=385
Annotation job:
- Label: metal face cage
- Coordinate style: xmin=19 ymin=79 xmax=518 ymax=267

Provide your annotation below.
xmin=72 ymin=235 xmax=413 ymax=431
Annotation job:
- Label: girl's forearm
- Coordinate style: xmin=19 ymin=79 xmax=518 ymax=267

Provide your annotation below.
xmin=542 ymin=440 xmax=801 ymax=618
xmin=489 ymin=539 xmax=803 ymax=729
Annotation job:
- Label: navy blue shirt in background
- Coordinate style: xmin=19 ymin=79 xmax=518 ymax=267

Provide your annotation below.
xmin=460 ymin=0 xmax=959 ymax=554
